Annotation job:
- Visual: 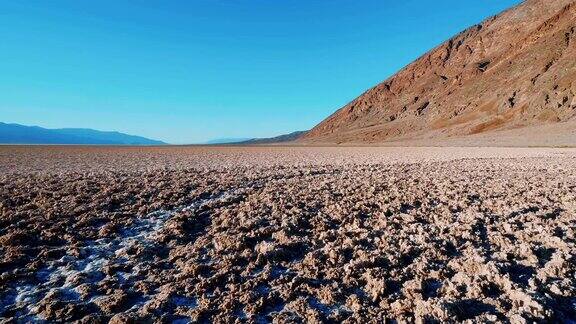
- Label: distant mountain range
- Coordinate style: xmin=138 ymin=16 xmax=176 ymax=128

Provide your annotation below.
xmin=238 ymin=131 xmax=307 ymax=144
xmin=205 ymin=131 xmax=306 ymax=145
xmin=0 ymin=122 xmax=166 ymax=145
xmin=204 ymin=137 xmax=252 ymax=145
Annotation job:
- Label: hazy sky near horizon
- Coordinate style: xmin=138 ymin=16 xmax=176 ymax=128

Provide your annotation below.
xmin=1 ymin=0 xmax=521 ymax=144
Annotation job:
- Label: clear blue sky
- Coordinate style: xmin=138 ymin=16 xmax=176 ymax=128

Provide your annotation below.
xmin=1 ymin=0 xmax=521 ymax=144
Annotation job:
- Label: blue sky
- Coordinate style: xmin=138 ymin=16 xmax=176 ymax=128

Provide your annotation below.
xmin=1 ymin=0 xmax=521 ymax=144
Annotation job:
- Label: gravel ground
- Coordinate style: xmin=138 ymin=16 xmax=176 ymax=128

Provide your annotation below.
xmin=1 ymin=146 xmax=575 ymax=323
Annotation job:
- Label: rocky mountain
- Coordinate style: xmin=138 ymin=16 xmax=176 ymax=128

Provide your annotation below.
xmin=0 ymin=123 xmax=166 ymax=145
xmin=302 ymin=0 xmax=576 ymax=144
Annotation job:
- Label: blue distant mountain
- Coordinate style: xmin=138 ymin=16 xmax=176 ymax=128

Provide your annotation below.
xmin=205 ymin=131 xmax=307 ymax=145
xmin=204 ymin=138 xmax=252 ymax=144
xmin=0 ymin=122 xmax=166 ymax=145
xmin=238 ymin=131 xmax=306 ymax=144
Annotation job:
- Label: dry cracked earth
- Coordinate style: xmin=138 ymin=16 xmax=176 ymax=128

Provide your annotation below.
xmin=1 ymin=146 xmax=575 ymax=323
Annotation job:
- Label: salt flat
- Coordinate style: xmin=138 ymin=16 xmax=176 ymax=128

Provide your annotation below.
xmin=1 ymin=146 xmax=575 ymax=322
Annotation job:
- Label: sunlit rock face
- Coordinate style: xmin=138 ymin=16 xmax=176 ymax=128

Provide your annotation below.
xmin=303 ymin=0 xmax=576 ymax=144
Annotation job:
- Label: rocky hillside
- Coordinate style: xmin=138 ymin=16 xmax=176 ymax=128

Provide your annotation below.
xmin=302 ymin=0 xmax=576 ymax=144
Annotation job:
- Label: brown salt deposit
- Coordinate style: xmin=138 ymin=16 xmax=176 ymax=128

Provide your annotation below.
xmin=1 ymin=146 xmax=575 ymax=322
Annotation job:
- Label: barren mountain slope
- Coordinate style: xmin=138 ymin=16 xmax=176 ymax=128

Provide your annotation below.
xmin=302 ymin=0 xmax=576 ymax=144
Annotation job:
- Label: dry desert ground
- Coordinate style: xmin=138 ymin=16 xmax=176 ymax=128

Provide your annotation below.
xmin=1 ymin=145 xmax=575 ymax=323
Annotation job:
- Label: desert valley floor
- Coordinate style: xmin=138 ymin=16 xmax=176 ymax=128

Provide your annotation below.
xmin=1 ymin=146 xmax=575 ymax=323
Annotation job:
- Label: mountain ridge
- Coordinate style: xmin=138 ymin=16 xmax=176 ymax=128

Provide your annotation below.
xmin=302 ymin=0 xmax=576 ymax=144
xmin=238 ymin=131 xmax=307 ymax=145
xmin=0 ymin=122 xmax=166 ymax=145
